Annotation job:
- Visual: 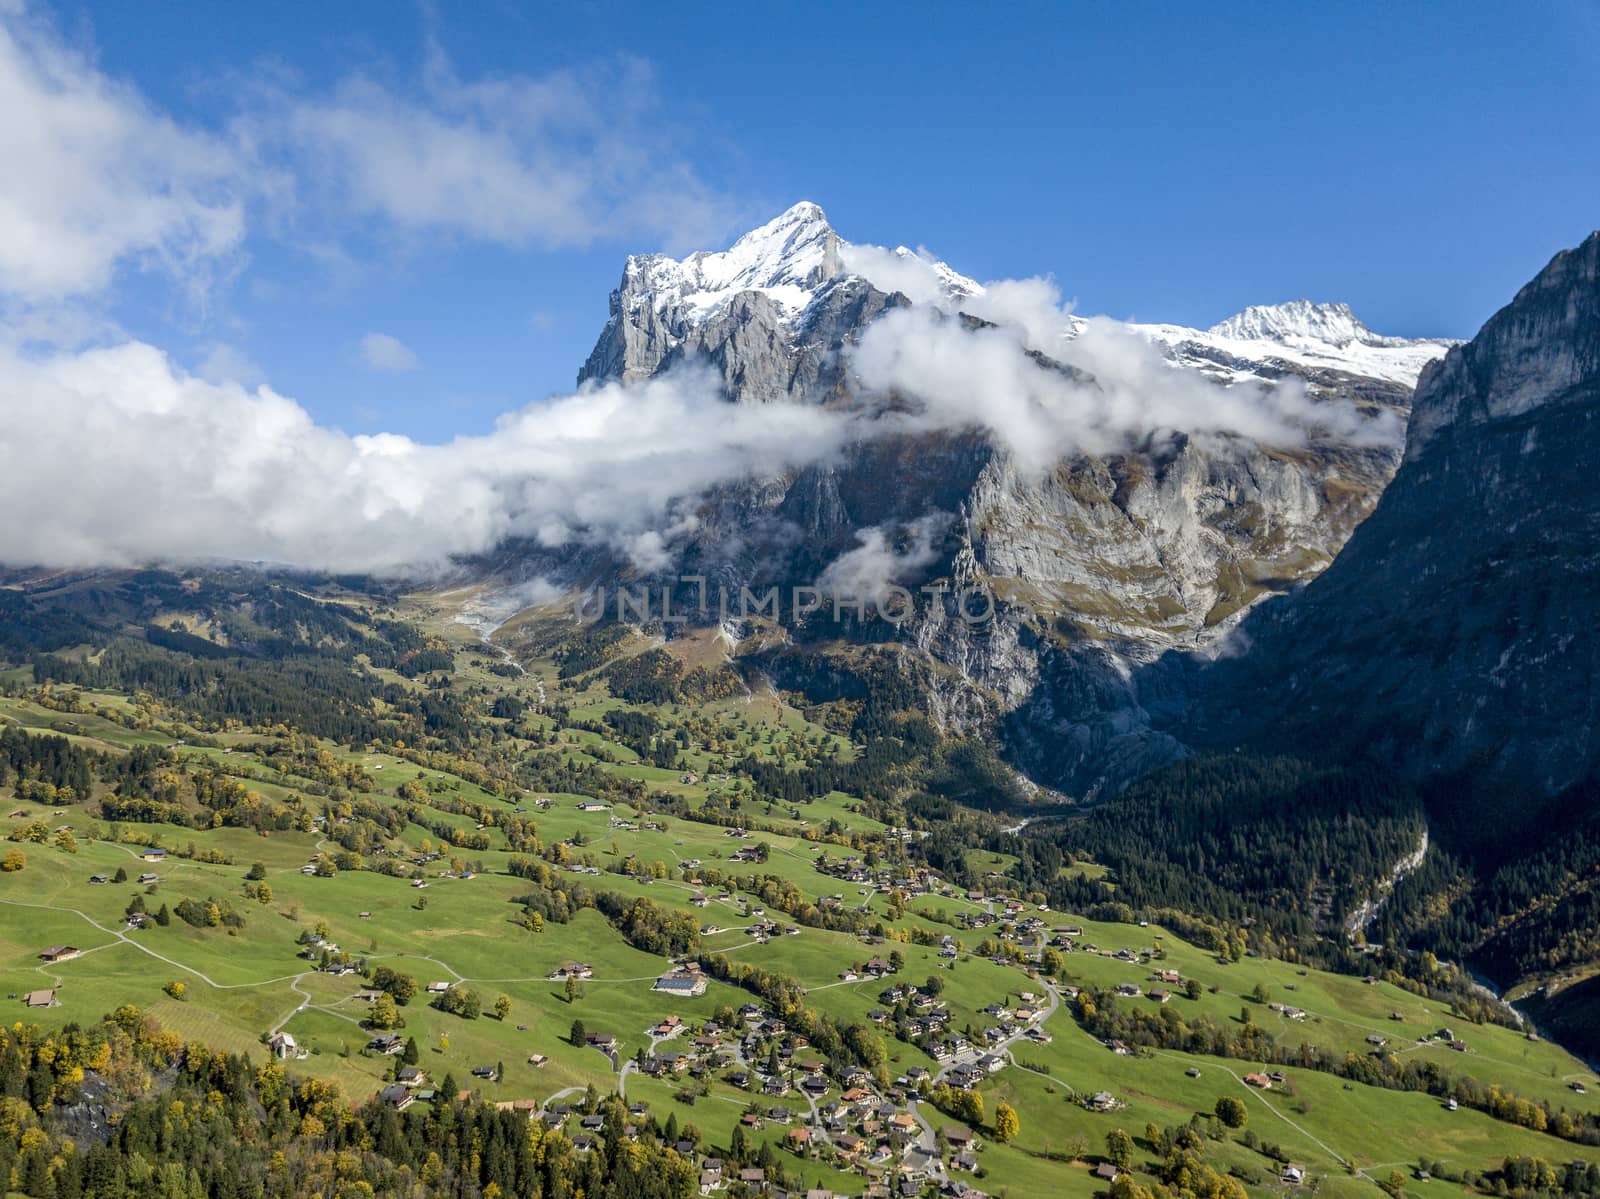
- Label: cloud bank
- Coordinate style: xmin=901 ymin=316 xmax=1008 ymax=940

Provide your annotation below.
xmin=0 ymin=342 xmax=860 ymax=574
xmin=853 ymin=296 xmax=1399 ymax=475
xmin=0 ymin=276 xmax=1394 ymax=577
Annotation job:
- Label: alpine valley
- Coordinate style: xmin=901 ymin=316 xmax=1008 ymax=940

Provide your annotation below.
xmin=3 ymin=207 xmax=1600 ymax=1199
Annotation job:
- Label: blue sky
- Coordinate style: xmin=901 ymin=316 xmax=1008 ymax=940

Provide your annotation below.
xmin=6 ymin=0 xmax=1600 ymax=443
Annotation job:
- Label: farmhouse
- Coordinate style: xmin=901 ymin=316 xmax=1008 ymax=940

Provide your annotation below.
xmin=24 ymin=990 xmax=57 ymax=1008
xmin=140 ymin=848 xmax=167 ymax=862
xmin=1244 ymin=1072 xmax=1273 ymax=1088
xmin=39 ymin=945 xmax=80 ymax=964
xmin=652 ymin=968 xmax=708 ymax=997
xmin=944 ymin=1126 xmax=976 ymax=1150
xmin=267 ymin=1031 xmax=300 ymax=1059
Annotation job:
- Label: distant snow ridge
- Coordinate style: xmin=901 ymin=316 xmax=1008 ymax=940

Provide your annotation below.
xmin=1131 ymin=299 xmax=1457 ymax=388
xmin=1210 ymin=299 xmax=1413 ymax=348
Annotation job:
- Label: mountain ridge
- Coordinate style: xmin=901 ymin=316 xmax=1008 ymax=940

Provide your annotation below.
xmin=506 ymin=203 xmax=1467 ymax=803
xmin=582 ymin=201 xmax=1452 ymax=393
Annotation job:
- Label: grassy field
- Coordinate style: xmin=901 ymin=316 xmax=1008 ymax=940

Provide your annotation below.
xmin=1 ymin=586 xmax=1595 ymax=1197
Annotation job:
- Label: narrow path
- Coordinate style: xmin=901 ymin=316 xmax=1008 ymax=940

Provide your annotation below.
xmin=538 ymin=1085 xmax=588 ymax=1115
xmin=1151 ymin=1050 xmax=1348 ymax=1169
xmin=1 ymin=897 xmax=312 ymax=990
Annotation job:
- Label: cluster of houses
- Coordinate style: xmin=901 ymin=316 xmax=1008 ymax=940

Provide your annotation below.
xmin=296 ymin=930 xmax=362 ymax=976
xmin=523 ymin=1100 xmax=855 ymax=1198
xmin=813 ymin=854 xmax=940 ymax=902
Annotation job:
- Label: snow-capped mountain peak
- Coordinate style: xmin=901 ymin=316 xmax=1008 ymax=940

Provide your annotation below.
xmin=618 ymin=202 xmax=986 ymax=327
xmin=622 ymin=201 xmax=844 ymax=323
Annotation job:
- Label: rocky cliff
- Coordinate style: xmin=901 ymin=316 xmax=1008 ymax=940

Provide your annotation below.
xmin=1177 ymin=232 xmax=1600 ymax=825
xmin=493 ymin=203 xmax=1457 ymax=799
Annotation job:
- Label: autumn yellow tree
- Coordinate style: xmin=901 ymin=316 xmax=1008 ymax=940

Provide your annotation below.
xmin=993 ymin=1100 xmax=1020 ymax=1144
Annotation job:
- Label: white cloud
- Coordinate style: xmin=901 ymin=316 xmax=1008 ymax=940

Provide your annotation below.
xmin=260 ymin=49 xmax=730 ymax=254
xmin=837 ymin=243 xmax=960 ymax=306
xmin=849 ymin=275 xmax=1401 ymax=473
xmin=0 ymin=7 xmax=730 ymax=315
xmin=0 ymin=5 xmax=243 ymax=303
xmin=359 ymin=331 xmax=420 ymax=372
xmin=0 ymin=340 xmax=857 ymax=575
xmin=0 ymin=261 xmax=1400 ymax=578
xmin=817 ymin=515 xmax=949 ymax=604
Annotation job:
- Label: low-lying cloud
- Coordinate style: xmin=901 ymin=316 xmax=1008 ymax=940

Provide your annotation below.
xmin=852 ymin=276 xmax=1401 ymax=473
xmin=0 ymin=341 xmax=858 ymax=574
xmin=0 ymin=267 xmax=1396 ymax=577
xmin=817 ymin=515 xmax=951 ymax=604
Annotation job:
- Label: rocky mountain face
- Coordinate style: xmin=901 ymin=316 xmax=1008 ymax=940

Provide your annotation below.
xmin=1171 ymin=232 xmax=1600 ymax=829
xmin=504 ymin=203 xmax=1456 ymax=797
